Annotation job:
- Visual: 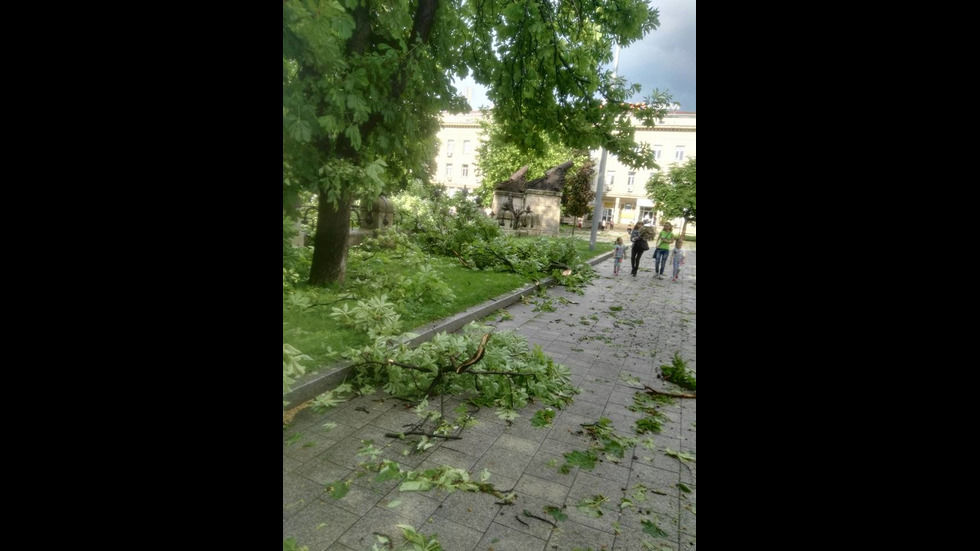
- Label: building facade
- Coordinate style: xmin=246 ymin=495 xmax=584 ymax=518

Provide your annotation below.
xmin=432 ymin=110 xmax=696 ymax=234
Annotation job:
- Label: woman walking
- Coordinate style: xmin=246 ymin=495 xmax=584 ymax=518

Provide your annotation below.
xmin=653 ymin=222 xmax=675 ymax=279
xmin=629 ymin=221 xmax=657 ymax=276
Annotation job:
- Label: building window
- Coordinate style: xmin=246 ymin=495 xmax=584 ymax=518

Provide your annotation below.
xmin=463 ymin=140 xmax=470 ymax=155
xmin=653 ymin=145 xmax=662 ymax=160
xmin=675 ymin=146 xmax=685 ymax=161
xmin=447 ymin=140 xmax=455 ymax=157
xmin=627 ymin=171 xmax=636 ymax=194
xmin=607 ymin=172 xmax=615 ymax=187
xmin=446 ymin=164 xmax=453 ymax=179
xmin=624 ymin=203 xmax=633 ymax=210
xmin=461 ymin=164 xmax=469 ymax=177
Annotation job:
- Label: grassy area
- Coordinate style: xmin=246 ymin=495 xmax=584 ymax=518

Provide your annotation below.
xmin=284 ymin=237 xmax=613 ymax=370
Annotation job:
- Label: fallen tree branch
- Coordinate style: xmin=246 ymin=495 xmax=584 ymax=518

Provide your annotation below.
xmin=467 ymin=370 xmax=535 ymax=376
xmin=456 ymin=333 xmax=492 ymax=374
xmin=450 ymin=248 xmax=472 ymax=269
xmin=523 ymin=509 xmax=558 ymax=528
xmin=384 ymin=431 xmax=462 ymax=440
xmin=645 ymin=385 xmax=696 ymax=399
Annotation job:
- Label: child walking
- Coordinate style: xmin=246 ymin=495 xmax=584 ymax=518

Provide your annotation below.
xmin=613 ymin=237 xmax=627 ymax=275
xmin=670 ymin=239 xmax=686 ymax=282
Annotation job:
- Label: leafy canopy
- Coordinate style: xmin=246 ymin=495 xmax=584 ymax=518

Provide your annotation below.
xmin=645 ymin=157 xmax=696 ymax=229
xmin=284 ymin=0 xmax=673 ymax=285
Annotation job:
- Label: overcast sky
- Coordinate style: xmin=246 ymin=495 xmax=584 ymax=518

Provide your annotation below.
xmin=455 ymin=0 xmax=697 ymax=113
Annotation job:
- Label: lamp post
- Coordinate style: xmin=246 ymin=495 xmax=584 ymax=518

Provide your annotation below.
xmin=589 ymin=43 xmax=620 ymax=251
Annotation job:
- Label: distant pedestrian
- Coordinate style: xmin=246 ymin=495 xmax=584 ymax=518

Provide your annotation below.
xmin=629 ymin=221 xmax=657 ymax=276
xmin=653 ymin=222 xmax=675 ymax=279
xmin=670 ymin=239 xmax=686 ymax=282
xmin=613 ymin=237 xmax=627 ymax=276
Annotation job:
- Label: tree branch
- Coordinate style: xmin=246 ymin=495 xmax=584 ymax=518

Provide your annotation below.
xmin=645 ymin=385 xmax=696 ymax=399
xmin=456 ymin=333 xmax=492 ymax=373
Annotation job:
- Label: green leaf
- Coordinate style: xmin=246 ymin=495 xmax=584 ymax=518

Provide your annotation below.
xmin=399 ymin=480 xmax=431 ymax=492
xmin=327 ymin=481 xmax=350 ymax=500
xmin=531 ymin=408 xmax=556 ymax=427
xmin=677 ymin=483 xmax=692 ymax=493
xmin=562 ymin=449 xmax=599 ymax=471
xmin=544 ymin=506 xmax=568 ymax=522
xmin=641 ymin=519 xmax=669 ymax=538
xmin=665 ymin=449 xmax=696 ymax=463
xmin=285 ymin=433 xmax=302 ymax=446
xmin=386 ymin=499 xmax=402 ymax=508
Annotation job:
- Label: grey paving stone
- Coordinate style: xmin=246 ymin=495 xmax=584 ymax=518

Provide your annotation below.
xmin=379 ymin=437 xmax=438 ymax=467
xmin=442 ymin=422 xmax=504 ymax=456
xmin=420 ymin=446 xmax=479 ymax=471
xmin=591 ymin=460 xmax=632 ymax=485
xmin=495 ymin=493 xmax=560 ymax=540
xmin=493 ymin=432 xmax=543 ymax=456
xmin=680 ymin=505 xmax=696 ymax=537
xmin=523 ymin=450 xmax=572 ymax=485
xmin=293 ymin=456 xmax=354 ymax=486
xmin=379 ymin=487 xmax=443 ymax=524
xmin=433 ymin=486 xmax=506 ymax=532
xmin=680 ymin=532 xmax=696 ymax=550
xmin=330 ymin=484 xmax=384 ymax=517
xmin=315 ymin=421 xmax=359 ymax=441
xmin=559 ymin=498 xmax=620 ymax=535
xmin=370 ymin=407 xmax=423 ymax=433
xmin=326 ymin=399 xmax=394 ymax=429
xmin=548 ymin=519 xmax=616 ymax=551
xmin=283 ymin=432 xmax=339 ymax=463
xmin=568 ymin=471 xmax=630 ymax=505
xmin=284 ymin=499 xmax=360 ymax=551
xmin=475 ymin=522 xmax=548 ymax=551
xmin=630 ymin=462 xmax=681 ymax=498
xmin=284 ymin=471 xmax=325 ymax=521
xmin=577 ymin=382 xmax=615 ymax=405
xmin=515 ymin=473 xmax=571 ymax=504
xmin=418 ymin=516 xmax=483 ymax=551
xmin=284 ymin=456 xmax=302 ymax=473
xmin=498 ymin=417 xmax=550 ymax=442
xmin=336 ymin=506 xmax=417 ymax=550
xmin=473 ymin=446 xmax=534 ymax=477
xmin=615 ymin=511 xmax=681 ymax=551
xmin=319 ymin=429 xmax=392 ymax=470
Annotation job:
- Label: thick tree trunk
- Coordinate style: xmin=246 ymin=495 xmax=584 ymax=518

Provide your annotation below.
xmin=308 ymin=193 xmax=353 ymax=286
xmin=681 ymin=218 xmax=688 ymax=238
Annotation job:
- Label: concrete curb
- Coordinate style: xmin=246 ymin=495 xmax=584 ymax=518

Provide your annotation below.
xmin=283 ymin=250 xmax=615 ymax=409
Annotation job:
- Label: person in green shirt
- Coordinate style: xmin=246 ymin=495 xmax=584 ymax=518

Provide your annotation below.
xmin=653 ymin=222 xmax=675 ymax=279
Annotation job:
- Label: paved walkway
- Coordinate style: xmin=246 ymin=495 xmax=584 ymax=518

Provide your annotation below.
xmin=283 ymin=249 xmax=696 ymax=550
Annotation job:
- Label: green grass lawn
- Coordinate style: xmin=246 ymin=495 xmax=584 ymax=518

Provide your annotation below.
xmin=284 ymin=238 xmax=614 ymax=370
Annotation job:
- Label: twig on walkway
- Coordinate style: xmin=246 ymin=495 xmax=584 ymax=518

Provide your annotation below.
xmin=384 ymin=431 xmax=462 ymax=440
xmin=523 ymin=509 xmax=558 ymax=528
xmin=645 ymin=385 xmax=696 ymax=399
xmin=516 ymin=516 xmax=530 ymax=527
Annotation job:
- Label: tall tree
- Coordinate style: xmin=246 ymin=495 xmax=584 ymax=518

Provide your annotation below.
xmin=646 ymin=157 xmax=696 ymax=237
xmin=561 ymin=157 xmax=596 ymax=235
xmin=284 ymin=0 xmax=671 ymax=285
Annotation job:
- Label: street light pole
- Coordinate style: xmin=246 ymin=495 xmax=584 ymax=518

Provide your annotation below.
xmin=589 ymin=43 xmax=620 ymax=251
